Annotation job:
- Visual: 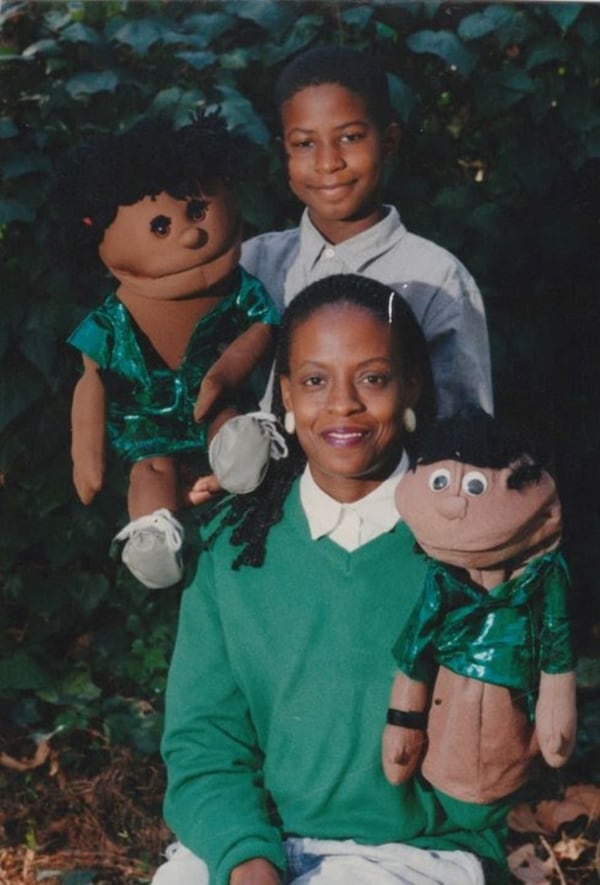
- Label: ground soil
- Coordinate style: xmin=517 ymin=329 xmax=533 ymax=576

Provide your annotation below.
xmin=0 ymin=726 xmax=598 ymax=884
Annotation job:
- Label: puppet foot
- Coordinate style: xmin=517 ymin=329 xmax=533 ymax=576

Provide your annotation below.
xmin=209 ymin=411 xmax=288 ymax=494
xmin=114 ymin=508 xmax=184 ymax=589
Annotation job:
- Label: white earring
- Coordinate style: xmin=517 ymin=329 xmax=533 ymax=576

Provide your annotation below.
xmin=403 ymin=408 xmax=416 ymax=433
xmin=284 ymin=411 xmax=296 ymax=434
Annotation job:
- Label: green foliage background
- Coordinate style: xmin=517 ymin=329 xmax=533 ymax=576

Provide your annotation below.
xmin=1 ymin=0 xmax=598 ymax=754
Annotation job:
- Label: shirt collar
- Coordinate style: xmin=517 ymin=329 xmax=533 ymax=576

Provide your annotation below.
xmin=299 ymin=205 xmax=405 ymax=274
xmin=300 ymin=452 xmax=409 ymax=543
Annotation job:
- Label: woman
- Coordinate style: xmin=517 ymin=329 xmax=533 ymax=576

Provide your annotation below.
xmin=153 ymin=275 xmax=509 ymax=885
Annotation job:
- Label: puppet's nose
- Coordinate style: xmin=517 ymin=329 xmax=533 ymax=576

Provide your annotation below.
xmin=437 ymin=496 xmax=467 ymax=520
xmin=180 ymin=226 xmax=208 ymax=249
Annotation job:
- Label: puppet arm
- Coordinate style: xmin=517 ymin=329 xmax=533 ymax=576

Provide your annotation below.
xmin=535 ymin=669 xmax=577 ymax=767
xmin=194 ymin=323 xmax=275 ymax=423
xmin=381 ymin=673 xmax=429 ymax=785
xmin=71 ymin=355 xmax=106 ymax=504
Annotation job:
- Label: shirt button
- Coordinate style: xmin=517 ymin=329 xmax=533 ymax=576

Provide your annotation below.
xmin=324 ymin=247 xmax=335 ymax=259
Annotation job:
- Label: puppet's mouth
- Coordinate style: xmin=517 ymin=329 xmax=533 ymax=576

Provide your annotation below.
xmin=114 ymin=260 xmax=208 ymax=283
xmin=420 ymin=517 xmax=561 ymax=564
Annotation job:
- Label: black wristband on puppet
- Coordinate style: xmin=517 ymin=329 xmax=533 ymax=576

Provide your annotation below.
xmin=386 ymin=708 xmax=428 ymax=729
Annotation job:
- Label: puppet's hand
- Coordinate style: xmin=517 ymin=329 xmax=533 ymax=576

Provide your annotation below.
xmin=71 ymin=359 xmax=106 ymax=504
xmin=382 ymin=724 xmax=425 ymax=785
xmin=535 ymin=670 xmax=577 ymax=767
xmin=73 ymin=458 xmax=104 ymax=505
xmin=194 ymin=323 xmax=275 ymax=422
xmin=194 ymin=372 xmax=227 ymax=422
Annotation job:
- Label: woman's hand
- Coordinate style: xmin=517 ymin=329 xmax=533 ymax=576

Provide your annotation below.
xmin=184 ymin=472 xmax=223 ymax=506
xmin=229 ymin=857 xmax=282 ymax=885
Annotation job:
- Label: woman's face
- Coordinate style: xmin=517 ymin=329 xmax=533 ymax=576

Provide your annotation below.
xmin=280 ymin=303 xmax=420 ymax=503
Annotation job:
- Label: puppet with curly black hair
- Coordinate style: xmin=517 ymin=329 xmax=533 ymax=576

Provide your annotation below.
xmin=382 ymin=406 xmax=577 ymax=807
xmin=57 ymin=112 xmax=280 ymax=588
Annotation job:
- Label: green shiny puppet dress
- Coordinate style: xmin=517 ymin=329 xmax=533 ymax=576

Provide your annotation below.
xmin=68 ymin=269 xmax=278 ymax=464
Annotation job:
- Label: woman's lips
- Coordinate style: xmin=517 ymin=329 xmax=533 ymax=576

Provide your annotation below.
xmin=321 ymin=427 xmax=369 ymax=447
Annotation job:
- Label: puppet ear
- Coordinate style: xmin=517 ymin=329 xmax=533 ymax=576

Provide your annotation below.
xmin=507 ymin=459 xmax=544 ymax=490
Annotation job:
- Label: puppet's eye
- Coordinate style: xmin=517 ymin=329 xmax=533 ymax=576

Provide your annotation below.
xmin=428 ymin=468 xmax=451 ymax=492
xmin=462 ymin=471 xmax=488 ymax=496
xmin=187 ymin=199 xmax=208 ymax=221
xmin=150 ymin=215 xmax=171 ymax=237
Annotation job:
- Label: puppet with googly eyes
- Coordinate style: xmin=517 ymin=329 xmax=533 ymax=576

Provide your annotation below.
xmin=56 ymin=113 xmax=278 ymax=589
xmin=382 ymin=406 xmax=577 ymax=805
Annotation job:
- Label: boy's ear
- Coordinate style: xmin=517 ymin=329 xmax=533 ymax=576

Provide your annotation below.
xmin=382 ymin=122 xmax=401 ymax=161
xmin=275 ymin=135 xmax=289 ymax=166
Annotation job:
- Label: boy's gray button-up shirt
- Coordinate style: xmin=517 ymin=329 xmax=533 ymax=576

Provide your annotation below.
xmin=242 ymin=207 xmax=493 ymax=417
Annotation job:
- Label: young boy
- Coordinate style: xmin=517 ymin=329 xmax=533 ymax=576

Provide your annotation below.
xmin=205 ymin=46 xmax=493 ymax=498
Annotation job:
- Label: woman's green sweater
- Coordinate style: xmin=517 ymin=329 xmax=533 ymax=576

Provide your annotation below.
xmin=162 ymin=482 xmax=509 ymax=884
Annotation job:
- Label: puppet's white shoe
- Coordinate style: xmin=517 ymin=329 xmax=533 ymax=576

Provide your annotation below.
xmin=114 ymin=508 xmax=184 ymax=589
xmin=209 ymin=411 xmax=288 ymax=494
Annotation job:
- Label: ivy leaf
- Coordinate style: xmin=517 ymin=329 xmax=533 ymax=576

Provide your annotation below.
xmin=60 ymin=22 xmax=100 ymax=45
xmin=22 ymin=38 xmax=60 ymax=59
xmin=0 ymin=196 xmax=36 ymax=223
xmin=458 ymin=5 xmax=518 ymax=41
xmin=526 ymin=39 xmax=568 ymax=70
xmin=1 ymin=151 xmax=51 ymax=180
xmin=149 ymin=87 xmax=206 ymax=127
xmin=406 ymin=30 xmax=476 ymax=77
xmin=38 ymin=664 xmax=102 ymax=706
xmin=211 ymin=85 xmax=270 ymax=146
xmin=69 ymin=573 xmax=111 ymax=618
xmin=19 ymin=331 xmax=56 ymax=383
xmin=0 ymin=117 xmax=18 ymax=138
xmin=184 ymin=12 xmax=233 ymax=47
xmin=547 ymin=3 xmax=582 ymax=32
xmin=0 ymin=365 xmax=44 ymax=433
xmin=573 ymin=13 xmax=600 ymax=46
xmin=220 ymin=48 xmax=252 ymax=71
xmin=388 ymin=73 xmax=417 ymax=124
xmin=0 ymin=650 xmax=52 ymax=692
xmin=111 ymin=18 xmax=168 ymax=54
xmin=233 ymin=0 xmax=297 ymax=40
xmin=259 ymin=14 xmax=323 ymax=65
xmin=65 ymin=70 xmax=119 ymax=98
xmin=44 ymin=9 xmax=73 ymax=31
xmin=341 ymin=6 xmax=373 ymax=29
xmin=474 ymin=68 xmax=535 ymax=116
xmin=176 ymin=50 xmax=217 ymax=72
xmin=376 ymin=21 xmax=399 ymax=44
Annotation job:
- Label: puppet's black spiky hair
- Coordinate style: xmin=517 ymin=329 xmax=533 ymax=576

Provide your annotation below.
xmin=52 ymin=110 xmax=249 ymax=271
xmin=415 ymin=405 xmax=547 ymax=471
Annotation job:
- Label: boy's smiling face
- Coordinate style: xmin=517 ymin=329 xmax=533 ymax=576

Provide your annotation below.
xmin=281 ymin=83 xmax=399 ymax=244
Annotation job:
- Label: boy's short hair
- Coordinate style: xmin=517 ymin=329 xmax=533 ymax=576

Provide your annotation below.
xmin=274 ymin=45 xmax=394 ymax=130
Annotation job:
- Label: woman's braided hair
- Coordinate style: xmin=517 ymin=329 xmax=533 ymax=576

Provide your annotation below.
xmin=202 ymin=273 xmax=435 ymax=570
